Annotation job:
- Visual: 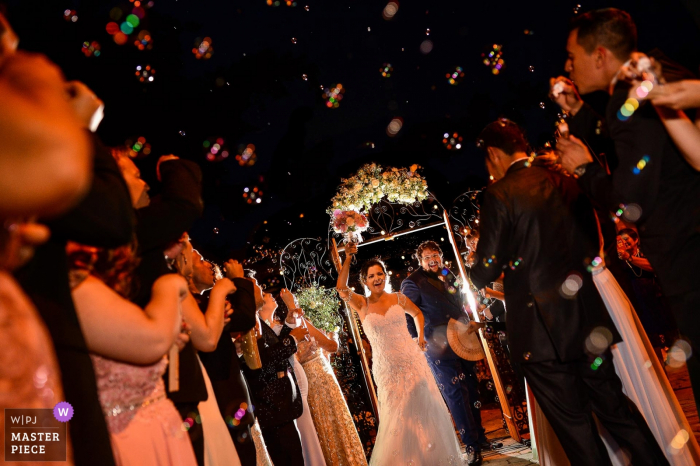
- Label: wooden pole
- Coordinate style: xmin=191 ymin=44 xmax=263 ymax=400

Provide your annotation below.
xmin=443 ymin=210 xmax=522 ymax=443
xmin=330 ymin=238 xmax=380 ymax=422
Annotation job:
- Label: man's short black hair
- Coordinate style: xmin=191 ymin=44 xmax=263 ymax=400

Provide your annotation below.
xmin=570 ymin=8 xmax=637 ymax=61
xmin=477 ymin=119 xmax=529 ymax=156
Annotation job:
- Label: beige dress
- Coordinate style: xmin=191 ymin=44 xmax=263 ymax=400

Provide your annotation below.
xmin=298 ymin=340 xmax=368 ymax=466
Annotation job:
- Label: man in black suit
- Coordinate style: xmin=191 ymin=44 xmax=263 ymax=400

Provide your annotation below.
xmin=239 ymin=277 xmax=309 ymax=466
xmin=470 ymin=120 xmax=667 ymax=466
xmin=120 ymin=151 xmax=207 ymax=464
xmin=556 ymin=8 xmax=700 ymax=409
xmin=197 ymin=260 xmax=258 ymax=465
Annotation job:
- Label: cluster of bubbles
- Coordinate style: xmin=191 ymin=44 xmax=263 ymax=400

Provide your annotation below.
xmin=632 ymin=155 xmax=650 ymax=175
xmin=266 ymin=0 xmax=297 ymax=6
xmin=573 ymin=4 xmax=582 ymax=14
xmin=482 ymin=254 xmax=496 ymax=267
xmin=243 ymin=186 xmax=263 ymax=205
xmin=182 ymin=411 xmax=201 ymax=431
xmin=203 ymin=138 xmax=229 ymax=162
xmin=322 ymin=84 xmax=345 ymax=108
xmin=63 ymin=9 xmax=78 ymax=22
xmin=236 ymin=144 xmax=257 ymax=166
xmin=482 ymin=44 xmax=505 ymax=75
xmin=523 ymin=29 xmax=535 ymax=35
xmin=669 ymin=429 xmax=691 ymax=454
xmin=380 ymin=63 xmax=393 ymax=78
xmin=382 ymin=2 xmax=399 ymax=20
xmin=590 ymin=356 xmax=604 ymax=371
xmin=124 ymin=136 xmax=151 ymax=158
xmin=106 ymin=4 xmax=149 ymax=46
xmin=192 ymin=37 xmax=214 ymax=60
xmin=667 ymin=339 xmax=692 ymax=369
xmin=302 ymin=74 xmax=308 ymax=81
xmin=386 ymin=117 xmax=403 ymax=137
xmin=135 ymin=64 xmax=155 ymax=82
xmin=442 ymin=132 xmax=463 ymax=150
xmin=81 ymin=41 xmax=101 ymax=58
xmin=446 ymin=66 xmax=465 ymax=85
xmin=508 ymin=257 xmax=523 ymax=270
xmin=134 ymin=30 xmax=153 ymax=51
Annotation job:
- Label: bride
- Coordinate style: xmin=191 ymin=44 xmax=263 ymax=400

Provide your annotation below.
xmin=337 ymin=243 xmax=471 ymax=466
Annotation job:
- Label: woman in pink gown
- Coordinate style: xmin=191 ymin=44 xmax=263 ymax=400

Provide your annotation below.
xmin=68 ymin=242 xmax=197 ymax=466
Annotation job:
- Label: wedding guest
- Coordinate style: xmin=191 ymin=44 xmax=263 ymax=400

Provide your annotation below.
xmin=16 ymin=81 xmax=134 ymax=465
xmin=0 ymin=15 xmax=87 ymax=461
xmin=259 ymin=290 xmax=327 ymax=466
xmin=471 ymin=119 xmax=667 ymax=466
xmin=240 ymin=276 xmax=309 ymax=466
xmin=198 ymin=261 xmax=258 ymax=465
xmin=175 ymin=244 xmax=241 ymax=466
xmin=112 ymin=148 xmax=208 ymax=464
xmin=617 ymin=228 xmax=679 ymax=363
xmin=555 ymin=7 xmax=700 ymax=411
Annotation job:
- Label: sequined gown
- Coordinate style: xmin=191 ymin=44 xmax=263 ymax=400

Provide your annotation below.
xmin=91 ymin=354 xmax=197 ymax=466
xmin=298 ymin=339 xmax=368 ymax=466
xmin=362 ymin=301 xmax=465 ymax=466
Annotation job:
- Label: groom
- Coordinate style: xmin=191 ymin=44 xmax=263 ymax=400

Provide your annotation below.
xmin=401 ymin=240 xmax=493 ymax=465
xmin=470 ymin=119 xmax=667 ymax=466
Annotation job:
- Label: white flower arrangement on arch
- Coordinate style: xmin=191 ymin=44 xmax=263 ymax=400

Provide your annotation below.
xmin=327 ymin=163 xmax=429 ymax=216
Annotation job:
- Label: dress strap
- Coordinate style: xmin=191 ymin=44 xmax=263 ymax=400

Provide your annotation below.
xmin=397 ymin=292 xmax=406 ymax=308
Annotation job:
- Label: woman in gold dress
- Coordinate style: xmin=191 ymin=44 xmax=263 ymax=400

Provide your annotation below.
xmin=280 ymin=289 xmax=368 ymax=466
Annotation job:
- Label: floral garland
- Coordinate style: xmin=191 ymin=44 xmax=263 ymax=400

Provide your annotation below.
xmin=327 ymin=163 xmax=429 ymax=215
xmin=295 ymin=283 xmax=343 ymax=333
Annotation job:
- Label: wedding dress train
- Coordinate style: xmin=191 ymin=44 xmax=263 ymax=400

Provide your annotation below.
xmin=362 ymin=296 xmax=465 ymax=465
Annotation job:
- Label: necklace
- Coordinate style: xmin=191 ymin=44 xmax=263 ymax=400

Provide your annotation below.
xmin=626 ymin=250 xmax=643 ymax=278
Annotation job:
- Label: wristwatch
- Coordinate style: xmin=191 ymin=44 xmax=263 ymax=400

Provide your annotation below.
xmin=573 ymin=163 xmax=588 ymax=178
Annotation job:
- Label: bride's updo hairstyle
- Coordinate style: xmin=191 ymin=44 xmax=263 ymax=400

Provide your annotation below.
xmin=359 ymin=258 xmax=392 ymax=294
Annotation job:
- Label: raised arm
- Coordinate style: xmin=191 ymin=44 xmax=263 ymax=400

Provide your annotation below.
xmin=72 ymin=273 xmax=186 ymax=364
xmin=335 ymin=242 xmax=366 ymax=320
xmin=304 ymin=318 xmax=339 ymax=353
xmin=182 ymin=277 xmax=237 ymax=352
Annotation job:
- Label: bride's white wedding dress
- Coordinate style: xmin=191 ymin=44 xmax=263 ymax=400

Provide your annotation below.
xmin=362 ymin=294 xmax=465 ymax=466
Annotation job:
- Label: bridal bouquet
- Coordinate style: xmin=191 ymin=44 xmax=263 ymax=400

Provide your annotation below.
xmin=332 ymin=210 xmax=368 ymax=243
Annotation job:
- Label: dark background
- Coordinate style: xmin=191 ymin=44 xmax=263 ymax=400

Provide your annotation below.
xmin=5 ymin=0 xmax=700 ymax=273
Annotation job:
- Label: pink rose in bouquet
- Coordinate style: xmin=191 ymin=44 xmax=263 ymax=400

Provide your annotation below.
xmin=332 ymin=210 xmax=368 ymax=236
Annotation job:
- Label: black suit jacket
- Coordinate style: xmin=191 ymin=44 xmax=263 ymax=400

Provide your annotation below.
xmin=576 ymin=84 xmax=700 ymax=298
xmin=128 ymin=159 xmax=206 ymax=404
xmin=241 ymin=320 xmax=303 ymax=428
xmin=401 ymin=269 xmax=468 ymax=359
xmin=471 ymin=160 xmax=620 ymax=364
xmin=199 ymin=278 xmax=257 ymax=423
xmin=15 ymin=134 xmax=135 ymax=466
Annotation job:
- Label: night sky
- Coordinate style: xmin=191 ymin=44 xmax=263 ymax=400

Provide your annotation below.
xmin=5 ymin=0 xmax=700 ymax=276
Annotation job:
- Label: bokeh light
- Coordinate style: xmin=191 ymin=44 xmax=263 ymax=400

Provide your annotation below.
xmin=63 ymin=9 xmax=78 ymax=22
xmin=386 ymin=117 xmax=403 ymax=137
xmin=124 ymin=136 xmax=151 ymax=158
xmin=235 ymin=144 xmax=257 ymax=167
xmin=446 ymin=66 xmax=465 ymax=85
xmin=442 ymin=132 xmax=463 ymax=150
xmin=81 ymin=41 xmax=101 ymax=57
xmin=323 ymin=84 xmax=345 ymax=109
xmin=135 ymin=65 xmax=155 ymax=82
xmin=193 ymin=37 xmax=214 ymax=59
xmin=134 ymin=30 xmax=153 ymax=50
xmin=482 ymin=44 xmax=505 ymax=75
xmin=243 ymin=186 xmax=264 ymax=204
xmin=380 ymin=63 xmax=393 ymax=78
xmin=203 ymin=137 xmax=230 ymax=163
xmin=383 ymin=2 xmax=399 ymax=20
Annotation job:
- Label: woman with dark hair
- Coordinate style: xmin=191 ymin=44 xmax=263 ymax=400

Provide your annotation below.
xmin=337 ymin=243 xmax=471 ymax=465
xmin=67 ymin=241 xmax=197 ymax=466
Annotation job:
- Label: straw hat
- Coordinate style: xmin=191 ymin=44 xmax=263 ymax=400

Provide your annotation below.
xmin=447 ymin=318 xmax=485 ymax=361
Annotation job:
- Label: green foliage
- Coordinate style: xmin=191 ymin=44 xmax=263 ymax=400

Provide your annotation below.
xmin=295 ymin=283 xmax=343 ymax=333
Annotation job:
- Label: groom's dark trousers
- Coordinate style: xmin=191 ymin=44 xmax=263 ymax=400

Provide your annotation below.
xmin=470 ymin=159 xmax=667 ymax=466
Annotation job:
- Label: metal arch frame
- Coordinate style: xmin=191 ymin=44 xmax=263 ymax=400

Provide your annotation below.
xmin=326 ymin=189 xmax=522 ymax=443
xmin=279 ymin=237 xmax=336 ymax=291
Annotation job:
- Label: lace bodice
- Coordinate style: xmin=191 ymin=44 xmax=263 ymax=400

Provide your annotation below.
xmin=91 ymin=354 xmax=168 ymax=433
